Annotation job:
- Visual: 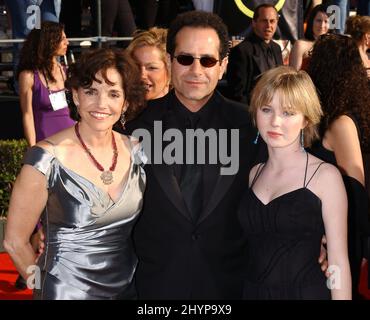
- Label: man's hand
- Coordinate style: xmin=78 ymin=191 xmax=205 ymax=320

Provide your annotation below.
xmin=30 ymin=226 xmax=45 ymax=261
xmin=318 ymin=235 xmax=329 ymax=275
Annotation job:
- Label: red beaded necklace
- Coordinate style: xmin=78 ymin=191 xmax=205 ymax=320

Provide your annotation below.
xmin=74 ymin=123 xmax=118 ymax=185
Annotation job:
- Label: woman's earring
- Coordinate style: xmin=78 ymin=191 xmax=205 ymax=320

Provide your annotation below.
xmin=120 ymin=112 xmax=126 ymax=129
xmin=300 ymin=129 xmax=305 ymax=151
xmin=253 ymin=131 xmax=259 ymax=145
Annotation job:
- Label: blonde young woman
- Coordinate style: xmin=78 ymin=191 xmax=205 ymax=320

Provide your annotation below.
xmin=237 ymin=66 xmax=351 ymax=300
xmin=126 ymin=27 xmax=170 ymax=101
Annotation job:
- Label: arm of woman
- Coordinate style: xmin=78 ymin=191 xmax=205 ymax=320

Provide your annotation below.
xmin=319 ymin=164 xmax=352 ymax=300
xmin=3 ymin=164 xmax=48 ymax=282
xmin=289 ymin=40 xmax=305 ymax=70
xmin=19 ymin=70 xmax=36 ymax=146
xmin=324 ymin=115 xmax=365 ymax=186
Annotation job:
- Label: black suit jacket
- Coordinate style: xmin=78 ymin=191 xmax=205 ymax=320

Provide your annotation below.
xmin=125 ymin=90 xmax=258 ymax=299
xmin=226 ymin=32 xmax=283 ymax=103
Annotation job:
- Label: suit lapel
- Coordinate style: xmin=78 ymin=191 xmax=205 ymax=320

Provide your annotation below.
xmin=150 ymin=163 xmax=193 ymax=222
xmin=198 ymin=165 xmax=237 ymax=225
xmin=136 ymin=91 xmax=251 ymax=225
xmin=252 ymin=44 xmax=268 ymax=74
xmin=272 ymin=43 xmax=283 ymax=65
xmin=143 ymin=92 xmax=193 ymax=222
xmin=197 ymin=93 xmax=249 ymax=225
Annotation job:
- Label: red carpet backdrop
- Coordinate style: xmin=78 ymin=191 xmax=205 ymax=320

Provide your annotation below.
xmin=0 ymin=253 xmax=32 ymax=300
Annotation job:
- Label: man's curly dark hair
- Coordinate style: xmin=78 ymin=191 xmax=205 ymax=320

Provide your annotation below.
xmin=308 ymin=34 xmax=370 ymax=152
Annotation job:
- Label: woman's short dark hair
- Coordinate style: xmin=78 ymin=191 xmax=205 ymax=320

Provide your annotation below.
xmin=65 ymin=48 xmax=146 ymax=122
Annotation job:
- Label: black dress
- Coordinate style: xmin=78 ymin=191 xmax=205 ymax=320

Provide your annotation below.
xmin=238 ymin=154 xmax=331 ymax=299
xmin=309 ymin=121 xmax=370 ymax=298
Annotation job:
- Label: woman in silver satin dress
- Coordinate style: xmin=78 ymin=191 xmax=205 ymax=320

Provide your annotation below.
xmin=4 ymin=48 xmax=147 ymax=300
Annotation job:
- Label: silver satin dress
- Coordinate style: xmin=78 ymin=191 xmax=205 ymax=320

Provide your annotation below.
xmin=24 ymin=139 xmax=146 ymax=300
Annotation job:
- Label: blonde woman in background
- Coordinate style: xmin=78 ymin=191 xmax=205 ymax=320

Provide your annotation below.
xmin=126 ymin=27 xmax=170 ymax=101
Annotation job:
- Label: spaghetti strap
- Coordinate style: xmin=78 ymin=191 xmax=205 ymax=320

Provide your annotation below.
xmin=250 ymin=163 xmax=265 ymax=188
xmin=305 ymin=162 xmax=326 ymax=188
xmin=302 ymin=152 xmax=309 ymax=187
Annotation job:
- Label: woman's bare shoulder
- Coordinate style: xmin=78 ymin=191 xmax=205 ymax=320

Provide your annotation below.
xmin=308 ymin=156 xmax=342 ymax=187
xmin=248 ymin=163 xmax=264 ymax=186
xmin=36 ymin=126 xmax=76 ymax=155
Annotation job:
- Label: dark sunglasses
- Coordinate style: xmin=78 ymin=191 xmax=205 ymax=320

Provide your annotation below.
xmin=173 ymin=54 xmax=220 ymax=68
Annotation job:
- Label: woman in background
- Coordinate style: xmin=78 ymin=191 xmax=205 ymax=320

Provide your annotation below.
xmin=308 ymin=33 xmax=370 ymax=299
xmin=126 ymin=27 xmax=170 ymax=101
xmin=345 ymin=15 xmax=370 ymax=78
xmin=289 ymin=4 xmax=329 ymax=71
xmin=17 ymin=21 xmax=75 ymax=147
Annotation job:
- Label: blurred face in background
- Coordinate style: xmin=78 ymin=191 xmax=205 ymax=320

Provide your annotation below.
xmin=312 ymin=11 xmax=329 ymax=39
xmin=365 ymin=32 xmax=370 ymax=49
xmin=54 ymin=31 xmax=69 ymax=56
xmin=252 ymin=7 xmax=279 ymax=43
xmin=133 ymin=45 xmax=169 ymax=100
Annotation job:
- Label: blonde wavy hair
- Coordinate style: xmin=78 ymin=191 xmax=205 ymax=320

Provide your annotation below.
xmin=250 ymin=66 xmax=323 ymax=148
xmin=126 ymin=27 xmax=169 ymax=74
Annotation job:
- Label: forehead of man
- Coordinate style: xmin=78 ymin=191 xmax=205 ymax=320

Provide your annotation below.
xmin=256 ymin=7 xmax=278 ymax=21
xmin=174 ymin=27 xmax=221 ymax=58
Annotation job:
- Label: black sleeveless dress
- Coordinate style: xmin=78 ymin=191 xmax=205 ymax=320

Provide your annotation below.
xmin=309 ymin=115 xmax=370 ymax=298
xmin=237 ymin=154 xmax=331 ymax=299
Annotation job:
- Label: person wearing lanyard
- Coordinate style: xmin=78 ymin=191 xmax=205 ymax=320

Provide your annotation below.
xmin=17 ymin=21 xmax=75 ymax=147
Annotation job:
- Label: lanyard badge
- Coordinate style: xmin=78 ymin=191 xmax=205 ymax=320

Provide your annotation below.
xmin=42 ymin=65 xmax=68 ymax=111
xmin=49 ymin=90 xmax=68 ymax=111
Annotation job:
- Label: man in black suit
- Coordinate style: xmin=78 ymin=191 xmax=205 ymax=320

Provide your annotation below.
xmin=125 ymin=10 xmax=259 ymax=299
xmin=226 ymin=4 xmax=283 ymax=103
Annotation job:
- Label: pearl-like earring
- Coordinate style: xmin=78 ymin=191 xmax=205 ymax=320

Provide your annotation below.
xmin=120 ymin=113 xmax=126 ymax=129
xmin=253 ymin=131 xmax=259 ymax=145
